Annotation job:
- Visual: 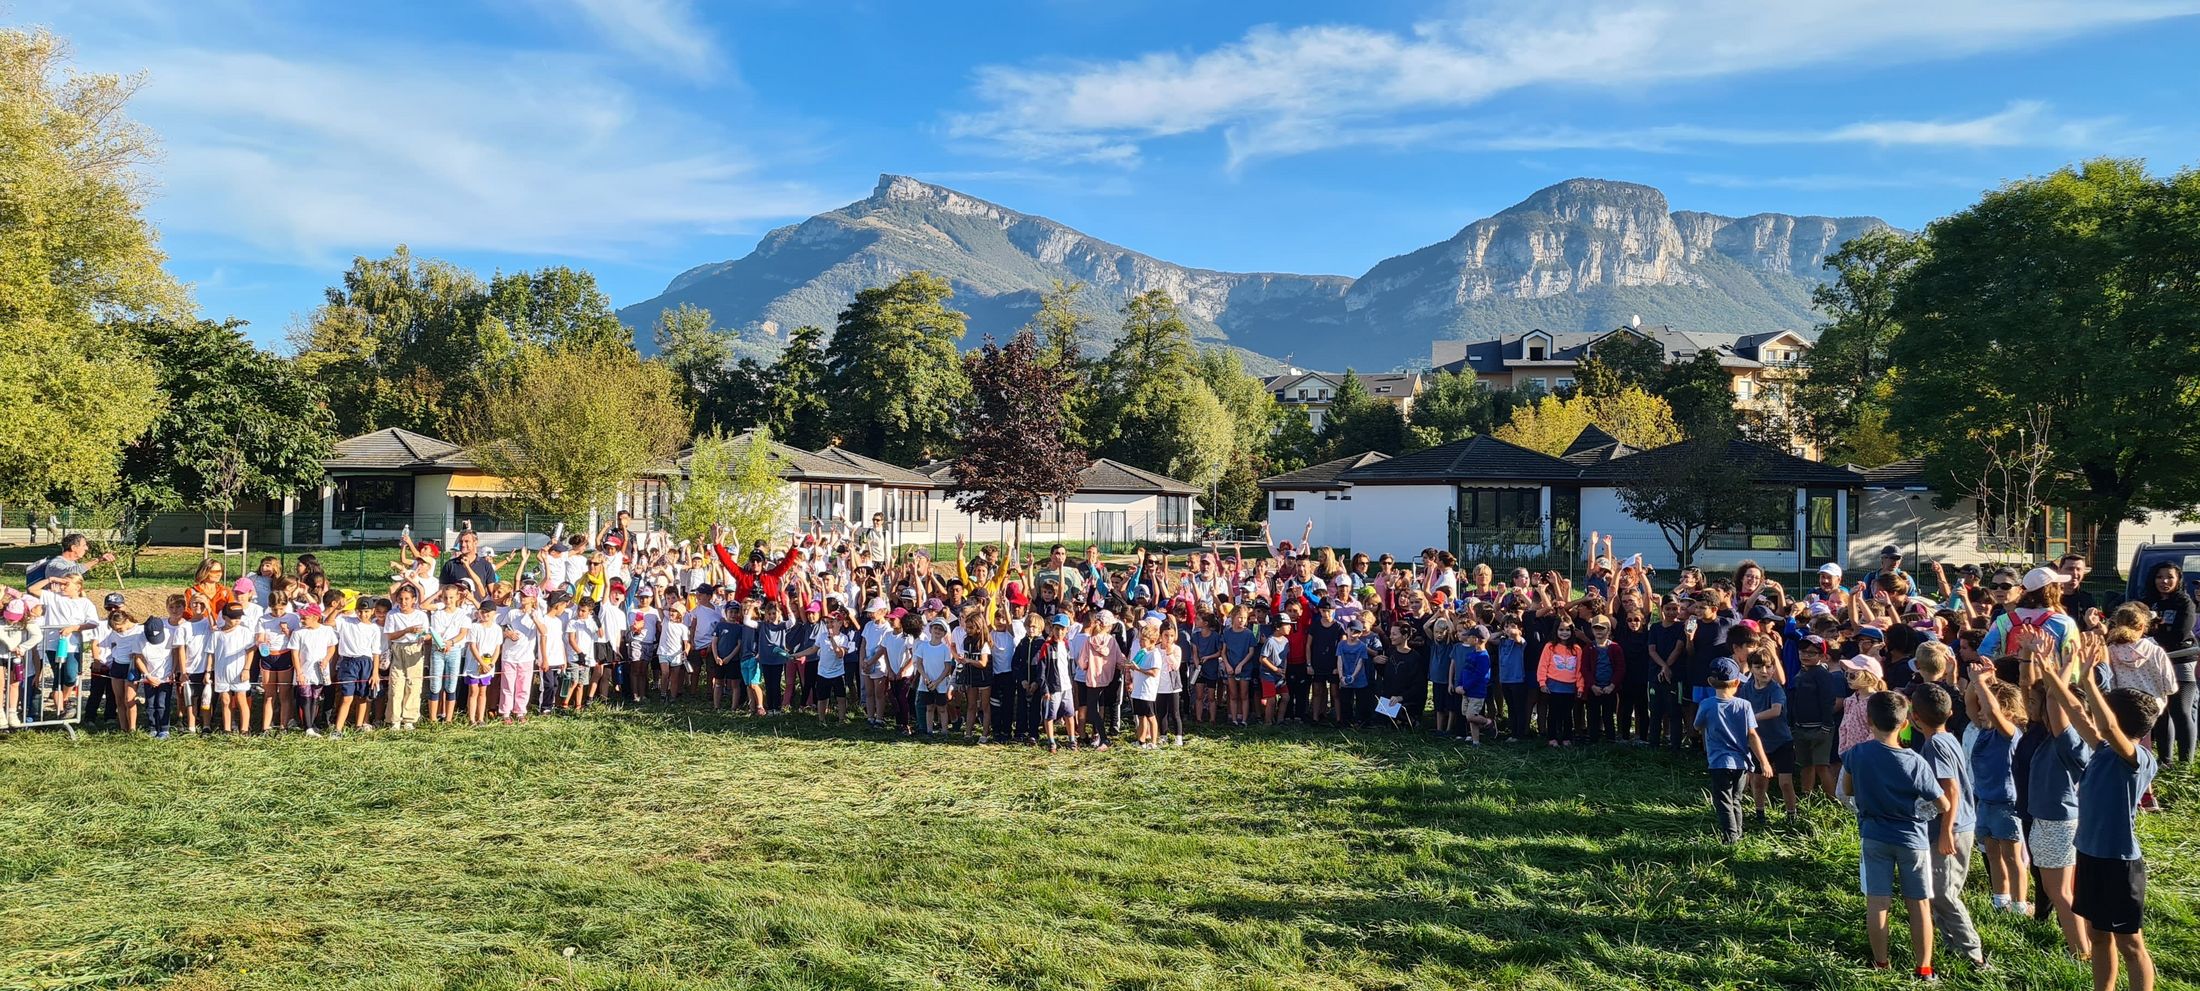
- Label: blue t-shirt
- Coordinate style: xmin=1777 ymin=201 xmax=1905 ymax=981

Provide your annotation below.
xmin=1192 ymin=630 xmax=1224 ymax=675
xmin=1970 ymin=728 xmax=2018 ymax=805
xmin=2026 ymin=726 xmax=2088 ymax=822
xmin=1736 ymin=678 xmax=1791 ymax=751
xmin=1648 ymin=622 xmax=1687 ymax=681
xmin=752 ymin=620 xmax=792 ymax=665
xmin=2076 ymin=744 xmax=2159 ymax=861
xmin=1454 ymin=647 xmax=1491 ymax=699
xmin=1221 ymin=629 xmax=1259 ymax=671
xmin=1919 ymin=730 xmax=1976 ymax=837
xmin=710 ymin=620 xmax=745 ymax=661
xmin=1337 ymin=639 xmax=1372 ymax=688
xmin=1428 ymin=641 xmax=1455 ymax=683
xmin=1694 ymin=695 xmax=1757 ymax=771
xmin=1496 ymin=638 xmax=1528 ymax=684
xmin=1844 ymin=739 xmax=1943 ymax=849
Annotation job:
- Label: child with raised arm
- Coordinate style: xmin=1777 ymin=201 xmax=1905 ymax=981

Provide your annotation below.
xmin=1842 ymin=690 xmax=1950 ymax=980
xmin=1963 ymin=663 xmax=2029 ymax=917
xmin=2039 ymin=636 xmax=2163 ymax=991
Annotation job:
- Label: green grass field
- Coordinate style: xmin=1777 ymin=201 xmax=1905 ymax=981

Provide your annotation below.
xmin=1 ymin=711 xmax=2195 ymax=990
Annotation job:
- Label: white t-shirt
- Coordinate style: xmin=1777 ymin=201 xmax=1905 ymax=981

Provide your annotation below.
xmin=816 ymin=628 xmax=851 ymax=678
xmin=466 ymin=621 xmax=502 ymax=674
xmin=208 ymin=623 xmax=256 ymax=690
xmin=1263 ymin=636 xmax=1289 ymax=675
xmin=178 ymin=619 xmax=213 ymax=675
xmin=914 ymin=637 xmax=955 ymax=689
xmin=36 ymin=591 xmax=96 ymax=653
xmin=596 ymin=603 xmax=625 ymax=652
xmin=258 ymin=610 xmax=299 ymax=653
xmin=135 ymin=629 xmax=177 ymax=681
xmin=334 ymin=615 xmax=384 ymax=659
xmin=427 ymin=609 xmax=469 ymax=651
xmin=506 ymin=610 xmax=543 ymax=667
xmin=570 ymin=616 xmax=600 ymax=665
xmin=1128 ymin=646 xmax=1160 ymax=701
xmin=98 ymin=626 xmax=143 ymax=671
xmin=536 ymin=613 xmax=570 ymax=667
xmin=382 ymin=608 xmax=429 ymax=647
xmin=290 ymin=625 xmax=337 ymax=685
xmin=879 ymin=631 xmax=915 ymax=678
xmin=628 ymin=607 xmax=661 ymax=645
xmin=657 ymin=620 xmax=690 ymax=663
xmin=990 ymin=625 xmax=1021 ymax=674
xmin=687 ymin=604 xmax=722 ymax=647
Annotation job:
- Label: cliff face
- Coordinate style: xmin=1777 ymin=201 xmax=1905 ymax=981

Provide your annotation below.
xmin=618 ymin=175 xmax=1887 ymax=371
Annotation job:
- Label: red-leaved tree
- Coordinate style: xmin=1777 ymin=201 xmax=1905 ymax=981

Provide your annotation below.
xmin=951 ymin=329 xmax=1088 ymax=548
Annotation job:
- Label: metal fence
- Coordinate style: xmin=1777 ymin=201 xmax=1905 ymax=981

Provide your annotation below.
xmin=1445 ymin=513 xmax=1581 ymax=580
xmin=6 ymin=647 xmax=87 ymax=738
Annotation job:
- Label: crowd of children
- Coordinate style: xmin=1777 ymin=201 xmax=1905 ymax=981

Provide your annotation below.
xmin=3 ymin=523 xmax=2189 ymax=985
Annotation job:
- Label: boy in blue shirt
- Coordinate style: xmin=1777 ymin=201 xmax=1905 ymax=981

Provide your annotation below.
xmin=1842 ymin=690 xmax=1950 ymax=980
xmin=1495 ymin=615 xmax=1531 ymax=742
xmin=2041 ymin=641 xmax=2163 ymax=991
xmin=1907 ymin=682 xmax=1986 ymax=972
xmin=1737 ymin=651 xmax=1795 ymax=824
xmin=1451 ymin=626 xmax=1493 ymax=745
xmin=1336 ymin=619 xmax=1374 ymax=728
xmin=1695 ymin=658 xmax=1774 ymax=845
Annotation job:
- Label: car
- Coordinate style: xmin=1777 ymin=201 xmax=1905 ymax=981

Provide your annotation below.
xmin=2124 ymin=532 xmax=2200 ymax=605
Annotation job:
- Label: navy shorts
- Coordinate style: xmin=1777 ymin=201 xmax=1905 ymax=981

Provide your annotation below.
xmin=334 ymin=656 xmax=375 ymax=697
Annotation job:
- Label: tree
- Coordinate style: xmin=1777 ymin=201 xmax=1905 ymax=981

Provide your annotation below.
xmin=1492 ymin=393 xmax=1590 ymax=456
xmin=481 ymin=265 xmax=631 ymax=357
xmin=117 ymin=320 xmax=336 ymax=543
xmin=1094 ymin=290 xmax=1206 ymax=472
xmin=471 ymin=348 xmax=689 ymax=527
xmin=1797 ymin=229 xmax=1925 ymax=451
xmin=665 ymin=427 xmax=786 ymax=546
xmin=291 ymin=247 xmax=488 ymax=437
xmin=1268 ymin=406 xmax=1322 ymax=472
xmin=1890 ymin=160 xmax=2200 ymax=544
xmin=654 ymin=303 xmax=734 ymax=430
xmin=0 ymin=30 xmax=175 ymax=506
xmin=823 ymin=272 xmax=970 ymax=463
xmin=1827 ymin=400 xmax=1906 ymax=468
xmin=760 ymin=324 xmax=831 ymax=450
xmin=1408 ymin=371 xmax=1498 ymax=450
xmin=1659 ymin=350 xmax=1735 ymax=435
xmin=1320 ymin=370 xmax=1406 ymax=459
xmin=1615 ymin=421 xmax=1792 ymax=569
xmin=1198 ymin=350 xmax=1290 ymax=521
xmin=1027 ymin=281 xmax=1100 ymax=451
xmin=1578 ymin=330 xmax=1667 ymax=396
xmin=1582 ymin=387 xmax=1684 ymax=450
xmin=950 ymin=330 xmax=1087 ymax=539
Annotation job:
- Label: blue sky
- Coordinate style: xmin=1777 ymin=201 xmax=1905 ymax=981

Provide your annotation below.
xmin=28 ymin=0 xmax=2200 ymax=347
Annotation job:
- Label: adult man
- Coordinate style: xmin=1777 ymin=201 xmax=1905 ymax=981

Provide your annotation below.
xmin=1865 ymin=546 xmax=1915 ymax=597
xmin=28 ymin=534 xmax=114 ymax=587
xmin=439 ymin=530 xmax=498 ymax=596
xmin=850 ymin=512 xmax=890 ymax=564
xmin=2057 ymin=554 xmax=2097 ymax=621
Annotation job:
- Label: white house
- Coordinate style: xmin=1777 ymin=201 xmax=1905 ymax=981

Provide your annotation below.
xmin=1854 ymin=457 xmax=2199 ymax=573
xmin=1271 ymin=429 xmax=1863 ymax=573
xmin=915 ymin=458 xmax=1200 ymax=548
xmin=1259 ymin=452 xmax=1391 ymax=551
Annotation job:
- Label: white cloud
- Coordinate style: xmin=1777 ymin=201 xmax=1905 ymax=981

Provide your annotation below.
xmin=953 ymin=0 xmax=2200 ymax=164
xmin=538 ymin=0 xmax=721 ymax=80
xmin=123 ymin=47 xmax=823 ymax=263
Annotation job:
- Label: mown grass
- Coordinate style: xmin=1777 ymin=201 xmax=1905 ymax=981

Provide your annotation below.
xmin=1 ymin=711 xmax=2194 ymax=990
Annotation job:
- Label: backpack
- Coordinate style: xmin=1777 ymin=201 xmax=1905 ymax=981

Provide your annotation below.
xmin=2004 ymin=609 xmax=2055 ymax=660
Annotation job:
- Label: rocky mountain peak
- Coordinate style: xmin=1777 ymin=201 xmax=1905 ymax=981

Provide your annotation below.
xmin=1499 ymin=178 xmax=1672 ymax=226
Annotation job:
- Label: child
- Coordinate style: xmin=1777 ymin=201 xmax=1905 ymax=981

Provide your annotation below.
xmin=656 ymin=601 xmax=690 ymax=703
xmin=1453 ymin=625 xmax=1493 ymax=744
xmin=1696 ymin=658 xmax=1775 ymax=844
xmin=1738 ymin=648 xmax=1797 ymax=823
xmin=1260 ymin=613 xmax=1292 ymax=727
xmin=1496 ymin=616 xmax=1531 ymax=742
xmin=1425 ymin=618 xmax=1455 ymax=736
xmin=132 ymin=617 xmax=176 ymax=738
xmin=2025 ymin=647 xmax=2092 ymax=959
xmin=96 ymin=609 xmax=144 ymax=734
xmin=1127 ymin=618 xmax=1163 ymax=749
xmin=1537 ymin=618 xmax=1583 ymax=747
xmin=1040 ymin=614 xmax=1078 ymax=752
xmin=1222 ymin=608 xmax=1257 ymax=727
xmin=208 ymin=605 xmax=256 ymax=733
xmin=564 ymin=596 xmax=598 ymax=711
xmin=330 ymin=597 xmax=384 ymax=737
xmin=915 ymin=618 xmax=955 ymax=736
xmin=1842 ymin=690 xmax=1951 ymax=980
xmin=1582 ymin=615 xmax=1625 ymax=744
xmin=1192 ymin=614 xmax=1224 ymax=725
xmin=1788 ymin=635 xmax=1846 ymax=802
xmin=1834 ymin=656 xmax=1886 ymax=804
xmin=257 ymin=594 xmax=300 ymax=732
xmin=462 ymin=603 xmax=501 ymax=726
xmin=290 ymin=603 xmax=337 ymax=736
xmin=502 ymin=589 xmax=545 ymax=725
xmin=1963 ymin=666 xmax=2028 ymax=916
xmin=538 ymin=592 xmax=573 ymax=714
xmin=812 ymin=612 xmax=851 ymax=724
xmin=2041 ymin=638 xmax=2163 ymax=991
xmin=1337 ymin=619 xmax=1373 ymax=727
xmin=1907 ymin=681 xmax=1986 ymax=971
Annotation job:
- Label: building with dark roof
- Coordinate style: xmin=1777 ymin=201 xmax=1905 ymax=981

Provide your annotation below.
xmin=1261 ymin=370 xmax=1424 ymax=430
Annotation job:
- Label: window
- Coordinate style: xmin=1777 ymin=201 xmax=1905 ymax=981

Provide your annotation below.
xmin=452 ymin=494 xmax=524 ymax=531
xmin=335 ymin=476 xmax=413 ymax=515
xmin=1323 ymin=492 xmax=1339 ymax=500
xmin=1736 ymin=378 xmax=1754 ymax=401
xmin=1297 ymin=388 xmax=1308 ymax=399
xmin=1555 ymin=377 xmax=1574 ymax=392
xmin=1806 ymin=488 xmax=1839 ymax=562
xmin=1032 ymin=497 xmax=1066 ymax=529
xmin=799 ymin=483 xmax=843 ymax=524
xmin=1318 ymin=389 xmax=1330 ymax=400
xmin=886 ymin=487 xmax=929 ymax=524
xmin=1158 ymin=495 xmax=1191 ymax=533
xmin=624 ymin=478 xmax=668 ymax=522
xmin=1704 ymin=492 xmax=1797 ymax=551
xmin=1272 ymin=497 xmax=1295 ymax=511
xmin=1527 ymin=377 xmax=1548 ymax=392
xmin=1456 ymin=487 xmax=1541 ymax=530
xmin=1527 ymin=344 xmax=1547 ymax=361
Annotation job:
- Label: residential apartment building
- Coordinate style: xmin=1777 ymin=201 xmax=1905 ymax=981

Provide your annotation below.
xmin=1261 ymin=371 xmax=1425 ymax=430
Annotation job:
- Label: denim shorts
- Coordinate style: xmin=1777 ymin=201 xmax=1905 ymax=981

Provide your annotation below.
xmin=1977 ymin=800 xmax=2021 ymax=842
xmin=1858 ymin=837 xmax=1931 ymax=900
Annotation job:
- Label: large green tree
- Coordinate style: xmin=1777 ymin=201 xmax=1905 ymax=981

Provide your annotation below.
xmin=823 ymin=272 xmax=970 ymax=463
xmin=0 ymin=30 xmax=174 ymax=506
xmin=1406 ymin=371 xmax=1496 ymax=450
xmin=1094 ymin=291 xmax=1230 ymax=486
xmin=471 ymin=348 xmax=690 ymax=527
xmin=653 ymin=303 xmax=737 ymax=432
xmin=1890 ymin=160 xmax=2200 ymax=542
xmin=1798 ymin=228 xmax=1927 ymax=456
xmin=760 ymin=324 xmax=831 ymax=451
xmin=291 ymin=246 xmax=489 ymax=437
xmin=1319 ymin=370 xmax=1405 ymax=459
xmin=1574 ymin=330 xmax=1666 ymax=397
xmin=1196 ymin=350 xmax=1288 ymax=522
xmin=1659 ymin=350 xmax=1735 ymax=435
xmin=482 ymin=265 xmax=631 ymax=357
xmin=1028 ymin=280 xmax=1099 ymax=449
xmin=118 ymin=319 xmax=335 ymax=535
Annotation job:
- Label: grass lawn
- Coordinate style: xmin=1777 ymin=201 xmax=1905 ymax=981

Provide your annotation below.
xmin=2 ymin=712 xmax=2194 ymax=990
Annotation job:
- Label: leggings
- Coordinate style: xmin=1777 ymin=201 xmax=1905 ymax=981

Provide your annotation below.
xmin=1547 ymin=692 xmax=1577 ymax=743
xmin=1504 ymin=682 xmax=1534 ymax=739
xmin=296 ymin=685 xmax=323 ymax=729
xmin=1616 ymin=681 xmax=1649 ymax=740
xmin=1156 ymin=691 xmax=1184 ymax=738
xmin=1081 ymin=683 xmax=1113 ymax=742
xmin=498 ymin=660 xmax=534 ymax=717
xmin=1586 ymin=691 xmax=1617 ymax=742
xmin=2154 ymin=680 xmax=2197 ymax=763
xmin=1649 ymin=679 xmax=1685 ymax=748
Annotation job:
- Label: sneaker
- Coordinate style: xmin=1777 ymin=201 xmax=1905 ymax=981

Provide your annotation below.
xmin=329 ymin=730 xmax=345 ymax=739
xmin=1173 ymin=735 xmax=1185 ymax=747
xmin=153 ymin=730 xmax=171 ymax=740
xmin=1912 ymin=966 xmax=1938 ymax=982
xmin=304 ymin=728 xmax=322 ymax=738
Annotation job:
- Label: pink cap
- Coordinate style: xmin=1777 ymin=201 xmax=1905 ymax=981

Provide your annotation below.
xmin=233 ymin=577 xmax=257 ymax=596
xmin=1840 ymin=656 xmax=1884 ymax=680
xmin=2 ymin=598 xmax=27 ymax=623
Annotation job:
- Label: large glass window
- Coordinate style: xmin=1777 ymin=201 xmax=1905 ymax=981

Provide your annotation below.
xmin=1806 ymin=488 xmax=1838 ymax=562
xmin=1457 ymin=487 xmax=1542 ymax=530
xmin=799 ymin=483 xmax=843 ymax=524
xmin=1705 ymin=490 xmax=1797 ymax=551
xmin=888 ymin=488 xmax=929 ymax=524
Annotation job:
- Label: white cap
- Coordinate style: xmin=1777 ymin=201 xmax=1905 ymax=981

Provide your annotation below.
xmin=1818 ymin=562 xmax=1843 ymax=578
xmin=867 ymin=597 xmax=889 ymax=612
xmin=2022 ymin=566 xmax=2067 ymax=592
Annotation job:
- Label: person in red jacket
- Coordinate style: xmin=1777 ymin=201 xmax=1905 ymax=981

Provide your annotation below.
xmin=710 ymin=525 xmax=803 ymax=609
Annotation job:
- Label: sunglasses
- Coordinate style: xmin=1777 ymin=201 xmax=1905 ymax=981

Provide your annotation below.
xmin=1989 ymin=583 xmax=2016 ymax=591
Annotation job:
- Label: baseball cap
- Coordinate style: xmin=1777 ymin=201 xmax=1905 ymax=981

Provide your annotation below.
xmin=804 ymin=600 xmax=822 ymax=614
xmin=142 ymin=615 xmax=169 ymax=644
xmin=1818 ymin=562 xmax=1844 ymax=578
xmin=1747 ymin=604 xmax=1777 ymax=623
xmin=1710 ymin=657 xmax=1742 ymax=683
xmin=1801 ymin=634 xmax=1829 ymax=652
xmin=1880 ymin=545 xmax=1902 ymax=558
xmin=1855 ymin=626 xmax=1885 ymax=642
xmin=103 ymin=592 xmax=126 ymax=610
xmin=1049 ymin=614 xmax=1071 ymax=628
xmin=922 ymin=597 xmax=944 ymax=612
xmin=867 ymin=597 xmax=889 ymax=613
xmin=519 ymin=584 xmax=542 ymax=599
xmin=1841 ymin=655 xmax=1884 ymax=679
xmin=898 ymin=588 xmax=919 ymax=602
xmin=233 ymin=577 xmax=257 ymax=596
xmin=299 ymin=604 xmax=324 ymax=619
xmin=889 ymin=607 xmax=908 ymax=620
xmin=4 ymin=598 xmax=30 ymax=623
xmin=1347 ymin=618 xmax=1366 ymax=632
xmin=2022 ymin=566 xmax=2067 ymax=592
xmin=1589 ymin=615 xmax=1612 ymax=629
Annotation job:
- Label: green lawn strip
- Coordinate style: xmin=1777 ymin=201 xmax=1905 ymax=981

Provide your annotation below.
xmin=1 ymin=713 xmax=2192 ymax=990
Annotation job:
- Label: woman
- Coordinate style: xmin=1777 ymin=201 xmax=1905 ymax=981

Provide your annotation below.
xmin=1979 ymin=568 xmax=2079 ymax=670
xmin=2141 ymin=561 xmax=2196 ymax=764
xmin=184 ymin=558 xmax=233 ymax=624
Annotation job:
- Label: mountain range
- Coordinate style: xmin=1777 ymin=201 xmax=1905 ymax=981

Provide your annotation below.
xmin=617 ymin=175 xmax=1888 ymax=372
